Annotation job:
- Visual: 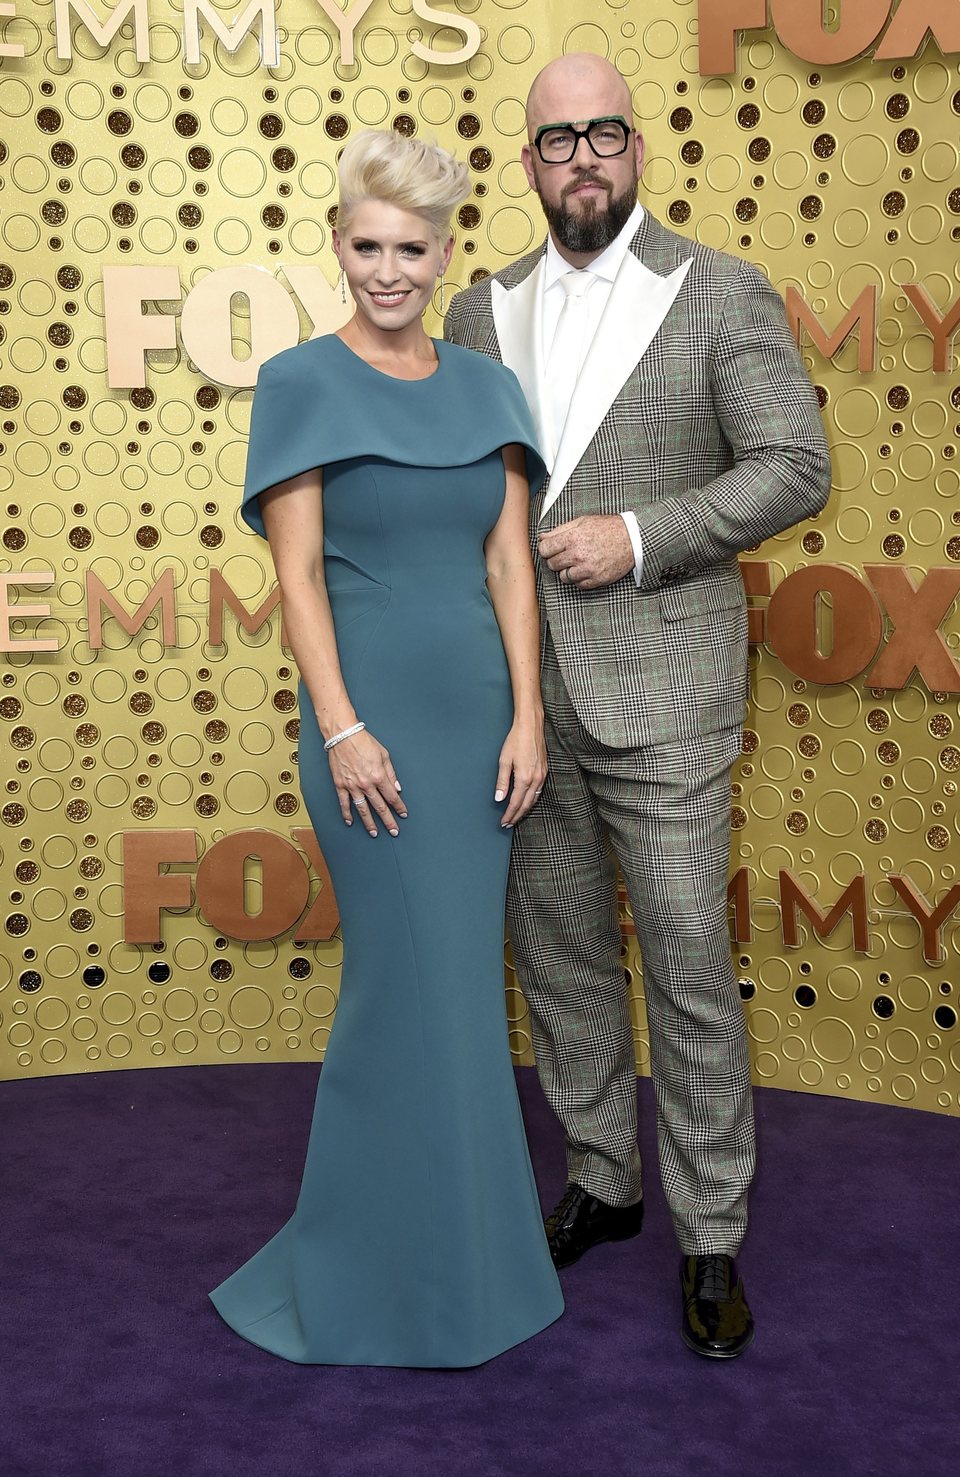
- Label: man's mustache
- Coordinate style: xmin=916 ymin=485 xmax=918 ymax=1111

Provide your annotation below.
xmin=561 ymin=172 xmax=613 ymax=203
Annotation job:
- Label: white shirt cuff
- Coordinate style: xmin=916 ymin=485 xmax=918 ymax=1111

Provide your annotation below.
xmin=619 ymin=511 xmax=643 ymax=587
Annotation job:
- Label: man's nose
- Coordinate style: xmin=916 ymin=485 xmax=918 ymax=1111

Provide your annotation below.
xmin=571 ymin=132 xmax=595 ymax=167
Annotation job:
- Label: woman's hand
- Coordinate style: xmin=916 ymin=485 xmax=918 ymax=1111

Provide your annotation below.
xmin=327 ymin=730 xmax=407 ymax=837
xmin=494 ymin=718 xmax=548 ymax=828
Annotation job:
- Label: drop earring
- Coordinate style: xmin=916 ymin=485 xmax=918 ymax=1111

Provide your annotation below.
xmin=438 ymin=270 xmax=445 ymax=315
xmin=338 ymin=265 xmax=346 ymax=304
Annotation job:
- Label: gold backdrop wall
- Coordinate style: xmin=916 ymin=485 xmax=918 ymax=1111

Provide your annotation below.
xmin=1 ymin=1 xmax=959 ymax=1113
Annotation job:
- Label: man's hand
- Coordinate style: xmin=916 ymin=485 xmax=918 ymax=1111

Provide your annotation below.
xmin=538 ymin=515 xmax=635 ymax=590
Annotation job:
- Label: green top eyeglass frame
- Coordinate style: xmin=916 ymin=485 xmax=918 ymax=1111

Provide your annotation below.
xmin=532 ymin=116 xmax=634 ymax=164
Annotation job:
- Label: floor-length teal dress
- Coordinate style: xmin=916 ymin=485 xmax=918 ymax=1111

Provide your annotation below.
xmin=209 ymin=336 xmax=563 ymax=1366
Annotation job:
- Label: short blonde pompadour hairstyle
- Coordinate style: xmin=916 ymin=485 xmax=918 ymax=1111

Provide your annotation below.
xmin=336 ymin=128 xmax=471 ymax=241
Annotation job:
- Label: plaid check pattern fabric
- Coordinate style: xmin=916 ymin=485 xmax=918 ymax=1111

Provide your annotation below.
xmin=445 ymin=210 xmax=832 ymax=750
xmin=445 ymin=209 xmax=833 ymax=1253
xmin=508 ymin=632 xmax=753 ymax=1254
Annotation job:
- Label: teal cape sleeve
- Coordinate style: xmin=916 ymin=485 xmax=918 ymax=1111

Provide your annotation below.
xmin=240 ymin=336 xmax=547 ymax=538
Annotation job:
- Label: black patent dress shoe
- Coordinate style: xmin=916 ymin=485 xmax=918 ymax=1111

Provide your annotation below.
xmin=544 ymin=1184 xmax=644 ymax=1269
xmin=680 ymin=1253 xmax=754 ymax=1359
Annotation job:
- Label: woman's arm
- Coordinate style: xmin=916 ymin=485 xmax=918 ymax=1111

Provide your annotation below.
xmin=484 ymin=444 xmax=547 ymax=827
xmin=261 ymin=470 xmax=407 ymax=838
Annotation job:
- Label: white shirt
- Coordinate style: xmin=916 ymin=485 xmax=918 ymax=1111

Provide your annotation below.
xmin=542 ymin=200 xmax=646 ymax=586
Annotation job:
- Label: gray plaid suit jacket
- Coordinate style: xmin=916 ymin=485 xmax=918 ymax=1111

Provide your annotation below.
xmin=445 ymin=209 xmax=833 ymax=749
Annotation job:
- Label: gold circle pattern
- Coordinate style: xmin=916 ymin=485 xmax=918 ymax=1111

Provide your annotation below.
xmin=0 ymin=3 xmax=957 ymax=1115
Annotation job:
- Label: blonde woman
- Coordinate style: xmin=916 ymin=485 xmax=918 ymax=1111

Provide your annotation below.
xmin=209 ymin=130 xmax=563 ymax=1366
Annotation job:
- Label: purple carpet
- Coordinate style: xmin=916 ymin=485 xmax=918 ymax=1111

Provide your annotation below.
xmin=2 ymin=1063 xmax=955 ymax=1477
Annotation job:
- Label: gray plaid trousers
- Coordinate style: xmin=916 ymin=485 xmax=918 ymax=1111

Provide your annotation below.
xmin=508 ymin=631 xmax=756 ymax=1256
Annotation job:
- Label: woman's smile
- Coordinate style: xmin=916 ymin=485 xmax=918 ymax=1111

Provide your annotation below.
xmin=368 ymin=288 xmax=412 ymax=306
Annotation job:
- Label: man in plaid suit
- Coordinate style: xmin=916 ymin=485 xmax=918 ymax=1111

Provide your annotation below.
xmin=445 ymin=53 xmax=831 ymax=1357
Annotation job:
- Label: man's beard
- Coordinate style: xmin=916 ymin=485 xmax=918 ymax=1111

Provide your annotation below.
xmin=537 ymin=170 xmax=638 ymax=254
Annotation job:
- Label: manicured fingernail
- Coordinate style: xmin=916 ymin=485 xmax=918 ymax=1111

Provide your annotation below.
xmin=395 ymin=781 xmax=402 ymax=791
xmin=389 ymin=828 xmax=399 ymax=837
xmin=495 ymin=789 xmax=505 ymax=801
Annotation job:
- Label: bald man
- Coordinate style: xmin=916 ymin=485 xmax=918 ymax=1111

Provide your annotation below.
xmin=445 ymin=54 xmax=831 ymax=1358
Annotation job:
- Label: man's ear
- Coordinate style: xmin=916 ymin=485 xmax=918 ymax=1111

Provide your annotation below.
xmin=521 ymin=142 xmax=538 ymax=193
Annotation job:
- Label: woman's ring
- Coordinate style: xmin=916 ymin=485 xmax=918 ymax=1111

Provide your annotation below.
xmin=355 ymin=797 xmax=367 ymax=808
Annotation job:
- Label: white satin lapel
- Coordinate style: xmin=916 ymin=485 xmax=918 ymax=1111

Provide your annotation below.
xmin=540 ymin=253 xmax=693 ymax=522
xmin=491 ymin=256 xmax=552 ymax=468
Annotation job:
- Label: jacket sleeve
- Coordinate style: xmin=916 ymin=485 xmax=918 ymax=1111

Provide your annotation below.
xmin=443 ymin=290 xmax=466 ymax=346
xmin=632 ymin=259 xmax=833 ymax=590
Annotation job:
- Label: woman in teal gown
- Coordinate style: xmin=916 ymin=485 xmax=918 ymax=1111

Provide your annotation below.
xmin=209 ymin=130 xmax=563 ymax=1366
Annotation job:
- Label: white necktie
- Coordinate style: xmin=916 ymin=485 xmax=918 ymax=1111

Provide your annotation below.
xmin=546 ymin=269 xmax=594 ymax=458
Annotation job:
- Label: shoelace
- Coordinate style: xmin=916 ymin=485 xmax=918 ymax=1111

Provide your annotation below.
xmin=695 ymin=1255 xmax=733 ymax=1304
xmin=553 ymin=1185 xmax=588 ymax=1228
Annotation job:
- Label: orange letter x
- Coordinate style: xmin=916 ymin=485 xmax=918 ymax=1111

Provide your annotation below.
xmin=865 ymin=566 xmax=960 ymax=693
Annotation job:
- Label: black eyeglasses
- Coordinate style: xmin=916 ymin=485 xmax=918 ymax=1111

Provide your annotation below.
xmin=532 ymin=116 xmax=633 ymax=164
